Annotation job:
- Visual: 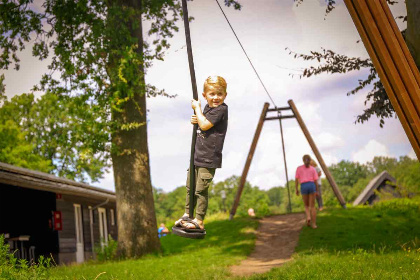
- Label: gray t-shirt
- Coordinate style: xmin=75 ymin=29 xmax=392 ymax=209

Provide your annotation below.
xmin=194 ymin=103 xmax=228 ymax=168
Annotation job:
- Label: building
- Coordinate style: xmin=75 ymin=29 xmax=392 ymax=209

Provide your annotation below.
xmin=0 ymin=162 xmax=117 ymax=264
xmin=353 ymin=171 xmax=398 ymax=206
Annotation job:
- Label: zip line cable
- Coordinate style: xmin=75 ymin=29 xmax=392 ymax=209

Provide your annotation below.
xmin=214 ymin=0 xmax=277 ymax=107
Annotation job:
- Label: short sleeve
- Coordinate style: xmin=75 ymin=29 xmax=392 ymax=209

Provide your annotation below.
xmin=206 ymin=105 xmax=227 ymax=126
xmin=295 ymin=167 xmax=300 ymax=179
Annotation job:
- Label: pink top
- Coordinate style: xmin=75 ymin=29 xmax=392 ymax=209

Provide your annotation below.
xmin=295 ymin=165 xmax=318 ymax=183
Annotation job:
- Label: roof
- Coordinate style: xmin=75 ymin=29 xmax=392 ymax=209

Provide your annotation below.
xmin=0 ymin=162 xmax=116 ymax=202
xmin=353 ymin=171 xmax=396 ymax=206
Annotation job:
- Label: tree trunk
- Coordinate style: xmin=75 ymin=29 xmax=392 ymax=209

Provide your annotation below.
xmin=110 ymin=0 xmax=161 ymax=258
xmin=406 ymin=0 xmax=420 ymax=69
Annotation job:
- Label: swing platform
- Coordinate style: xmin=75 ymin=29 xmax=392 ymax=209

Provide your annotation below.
xmin=171 ymin=226 xmax=206 ymax=239
xmin=172 ymin=216 xmax=206 ymax=239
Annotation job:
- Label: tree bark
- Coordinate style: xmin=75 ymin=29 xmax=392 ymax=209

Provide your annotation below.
xmin=110 ymin=0 xmax=161 ymax=258
xmin=406 ymin=0 xmax=420 ymax=69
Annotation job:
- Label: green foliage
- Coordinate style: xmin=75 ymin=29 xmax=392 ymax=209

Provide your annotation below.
xmin=387 ymin=156 xmax=420 ymax=195
xmin=373 ymin=197 xmax=420 ymax=215
xmin=0 ymin=119 xmax=52 ymax=172
xmin=94 ymin=235 xmax=119 ymax=262
xmin=154 ymin=186 xmax=186 ymax=225
xmin=154 ymin=176 xmax=271 ymax=225
xmin=325 ymin=156 xmax=419 ymax=205
xmin=0 ymin=235 xmax=53 ymax=279
xmin=0 ymin=91 xmax=109 ymax=182
xmin=267 ymin=187 xmax=282 ymax=206
xmin=329 ymin=160 xmax=370 ymax=187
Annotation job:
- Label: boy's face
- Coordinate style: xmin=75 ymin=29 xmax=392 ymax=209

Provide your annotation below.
xmin=202 ymin=85 xmax=227 ymax=108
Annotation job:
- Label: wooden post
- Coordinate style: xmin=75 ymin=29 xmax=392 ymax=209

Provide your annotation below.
xmin=230 ymin=103 xmax=270 ymax=220
xmin=343 ymin=0 xmax=420 ymax=159
xmin=288 ymin=100 xmax=347 ymax=208
xmin=278 ymin=116 xmax=292 ymax=213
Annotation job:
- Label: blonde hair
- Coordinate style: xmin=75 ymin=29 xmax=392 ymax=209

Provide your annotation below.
xmin=203 ymin=76 xmax=227 ymax=93
xmin=310 ymin=159 xmax=318 ymax=167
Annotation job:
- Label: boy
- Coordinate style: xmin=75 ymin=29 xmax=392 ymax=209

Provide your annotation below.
xmin=175 ymin=76 xmax=228 ymax=230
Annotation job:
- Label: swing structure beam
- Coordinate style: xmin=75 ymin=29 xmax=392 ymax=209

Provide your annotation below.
xmin=229 ymin=100 xmax=346 ymax=220
xmin=343 ymin=0 xmax=420 ymax=159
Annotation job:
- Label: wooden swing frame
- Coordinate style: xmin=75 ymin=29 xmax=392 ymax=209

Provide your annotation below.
xmin=229 ymin=100 xmax=347 ymax=219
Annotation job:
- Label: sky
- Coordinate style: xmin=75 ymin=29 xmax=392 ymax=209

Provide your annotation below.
xmin=1 ymin=0 xmax=414 ymax=193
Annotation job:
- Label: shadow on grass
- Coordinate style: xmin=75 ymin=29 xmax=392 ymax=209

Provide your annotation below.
xmin=161 ymin=217 xmax=259 ymax=257
xmin=296 ymin=205 xmax=420 ymax=255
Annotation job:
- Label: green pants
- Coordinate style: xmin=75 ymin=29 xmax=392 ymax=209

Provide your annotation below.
xmin=185 ymin=167 xmax=216 ymax=221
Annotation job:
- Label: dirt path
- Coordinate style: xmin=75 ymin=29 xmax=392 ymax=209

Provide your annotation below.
xmin=230 ymin=213 xmax=306 ymax=277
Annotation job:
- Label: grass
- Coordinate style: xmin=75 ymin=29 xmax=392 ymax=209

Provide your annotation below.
xmin=48 ymin=216 xmax=259 ymax=280
xmin=248 ymin=199 xmax=420 ymax=280
xmin=45 ymin=199 xmax=420 ymax=279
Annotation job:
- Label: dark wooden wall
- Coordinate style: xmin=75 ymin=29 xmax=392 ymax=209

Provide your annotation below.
xmin=56 ymin=194 xmax=117 ymax=262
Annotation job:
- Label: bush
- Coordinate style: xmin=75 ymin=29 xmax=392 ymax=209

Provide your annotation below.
xmin=94 ymin=235 xmax=118 ymax=262
xmin=372 ymin=198 xmax=420 ymax=215
xmin=0 ymin=235 xmax=53 ymax=279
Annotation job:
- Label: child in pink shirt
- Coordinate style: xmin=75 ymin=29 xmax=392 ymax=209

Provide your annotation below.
xmin=295 ymin=154 xmax=319 ymax=228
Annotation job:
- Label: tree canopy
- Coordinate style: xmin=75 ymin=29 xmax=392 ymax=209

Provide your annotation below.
xmin=291 ymin=0 xmax=417 ymax=127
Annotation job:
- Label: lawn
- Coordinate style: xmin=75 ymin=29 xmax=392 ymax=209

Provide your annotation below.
xmin=48 ymin=217 xmax=259 ymax=280
xmin=249 ymin=199 xmax=420 ymax=280
xmin=43 ymin=199 xmax=420 ymax=279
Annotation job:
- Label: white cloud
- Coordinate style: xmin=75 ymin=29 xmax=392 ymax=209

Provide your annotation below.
xmin=352 ymin=139 xmax=392 ymax=164
xmin=316 ymin=132 xmax=345 ymax=151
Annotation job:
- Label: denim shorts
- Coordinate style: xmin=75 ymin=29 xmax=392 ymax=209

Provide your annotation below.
xmin=301 ymin=181 xmax=316 ymax=195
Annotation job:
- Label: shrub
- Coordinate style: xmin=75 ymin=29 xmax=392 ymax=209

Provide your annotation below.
xmin=0 ymin=235 xmax=53 ymax=279
xmin=94 ymin=235 xmax=118 ymax=262
xmin=372 ymin=198 xmax=420 ymax=215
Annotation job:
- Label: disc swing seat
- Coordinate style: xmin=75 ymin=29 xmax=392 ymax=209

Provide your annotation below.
xmin=171 ymin=0 xmax=206 ymax=240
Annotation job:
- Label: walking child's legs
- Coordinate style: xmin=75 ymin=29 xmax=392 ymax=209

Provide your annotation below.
xmin=302 ymin=194 xmax=310 ymax=224
xmin=316 ymin=185 xmax=324 ymax=210
xmin=308 ymin=193 xmax=317 ymax=228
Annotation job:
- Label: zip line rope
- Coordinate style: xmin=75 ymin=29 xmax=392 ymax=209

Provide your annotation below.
xmin=214 ymin=0 xmax=277 ymax=107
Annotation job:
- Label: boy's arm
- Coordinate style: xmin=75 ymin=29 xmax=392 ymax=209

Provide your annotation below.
xmin=192 ymin=99 xmax=214 ymax=131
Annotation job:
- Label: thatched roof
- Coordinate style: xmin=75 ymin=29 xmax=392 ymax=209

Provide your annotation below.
xmin=353 ymin=171 xmax=396 ymax=206
xmin=0 ymin=162 xmax=116 ymax=202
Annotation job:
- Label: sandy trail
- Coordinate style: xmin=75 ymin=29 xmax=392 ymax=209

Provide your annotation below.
xmin=230 ymin=213 xmax=305 ymax=277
